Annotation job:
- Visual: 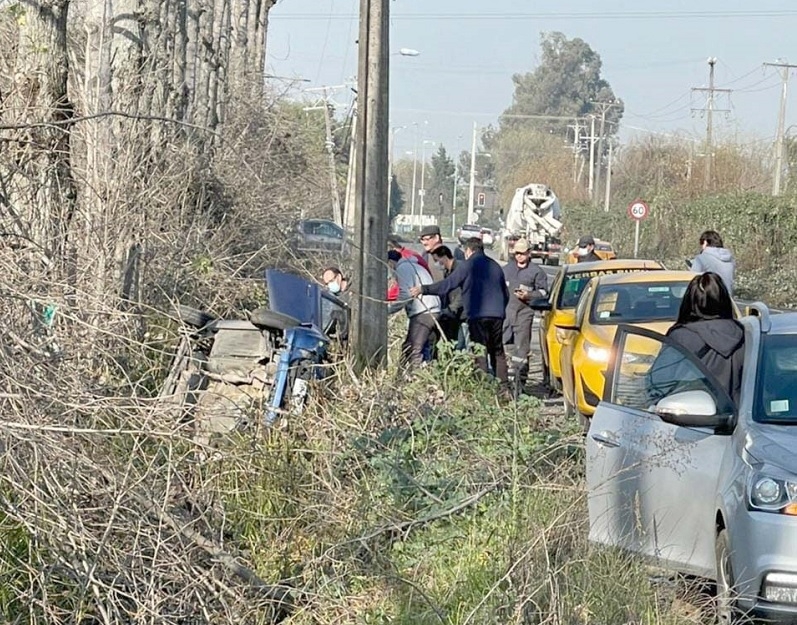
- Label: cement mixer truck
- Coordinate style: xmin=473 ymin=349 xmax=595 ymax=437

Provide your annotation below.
xmin=498 ymin=183 xmax=563 ymax=265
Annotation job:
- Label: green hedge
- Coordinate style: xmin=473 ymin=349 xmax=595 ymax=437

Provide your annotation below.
xmin=562 ymin=193 xmax=797 ymax=306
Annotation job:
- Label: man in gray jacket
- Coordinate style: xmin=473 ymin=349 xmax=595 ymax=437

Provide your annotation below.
xmin=387 ymin=250 xmax=441 ymax=367
xmin=690 ymin=230 xmax=736 ymax=296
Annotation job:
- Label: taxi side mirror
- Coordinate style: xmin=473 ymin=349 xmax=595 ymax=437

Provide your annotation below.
xmin=554 ymin=310 xmax=579 ymax=331
xmin=529 ymin=297 xmax=552 ymax=312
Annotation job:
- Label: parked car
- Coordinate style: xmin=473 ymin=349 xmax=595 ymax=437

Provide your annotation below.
xmin=529 ymin=259 xmax=664 ymax=393
xmin=457 ymin=224 xmax=482 ymax=244
xmin=160 ymin=270 xmax=348 ymax=440
xmin=291 ymin=218 xmax=345 ymax=252
xmin=587 ymin=304 xmax=797 ymax=624
xmin=480 ymin=227 xmax=495 ymax=247
xmin=554 ymin=270 xmax=734 ymax=423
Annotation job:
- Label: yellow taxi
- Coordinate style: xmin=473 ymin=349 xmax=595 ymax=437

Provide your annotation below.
xmin=556 ymin=270 xmax=739 ymax=423
xmin=566 ymin=239 xmax=617 ymax=264
xmin=530 ymin=259 xmax=664 ymax=392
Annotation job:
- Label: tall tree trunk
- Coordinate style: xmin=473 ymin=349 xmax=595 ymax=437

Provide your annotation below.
xmin=0 ymin=0 xmax=76 ymax=273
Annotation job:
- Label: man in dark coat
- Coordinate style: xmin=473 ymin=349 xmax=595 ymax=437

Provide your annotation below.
xmin=410 ymin=238 xmax=510 ymax=383
xmin=575 ymin=235 xmax=602 ymax=263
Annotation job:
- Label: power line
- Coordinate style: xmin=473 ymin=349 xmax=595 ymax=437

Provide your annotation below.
xmin=276 ymin=10 xmax=797 ymax=21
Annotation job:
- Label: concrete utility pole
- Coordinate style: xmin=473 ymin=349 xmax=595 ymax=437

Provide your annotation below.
xmin=419 ymin=140 xmax=434 ymax=218
xmin=451 ymin=160 xmax=458 ymax=238
xmin=344 ymin=108 xmax=358 ymax=232
xmin=591 ymin=101 xmax=620 ymax=206
xmin=568 ymin=118 xmax=582 ymax=183
xmin=351 ymin=0 xmax=389 ymax=369
xmin=765 ymin=61 xmax=797 ymax=196
xmin=603 ymin=139 xmax=614 ymax=212
xmin=467 ymin=121 xmax=477 ymax=224
xmin=587 ymin=115 xmax=596 ymax=199
xmin=410 ymin=123 xmax=418 ymax=217
xmin=305 ymin=86 xmax=348 ymax=226
xmin=692 ymin=57 xmax=731 ymax=188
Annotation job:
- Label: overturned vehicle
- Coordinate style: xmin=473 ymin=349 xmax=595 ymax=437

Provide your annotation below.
xmin=160 ymin=270 xmax=348 ymax=440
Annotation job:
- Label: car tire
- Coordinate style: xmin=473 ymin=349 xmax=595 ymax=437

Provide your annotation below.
xmin=715 ymin=529 xmax=741 ymax=625
xmin=250 ymin=308 xmax=301 ymax=331
xmin=178 ymin=305 xmax=216 ymax=328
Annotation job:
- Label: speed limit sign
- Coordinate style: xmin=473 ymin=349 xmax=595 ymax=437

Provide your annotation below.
xmin=627 ymin=199 xmax=650 ymax=221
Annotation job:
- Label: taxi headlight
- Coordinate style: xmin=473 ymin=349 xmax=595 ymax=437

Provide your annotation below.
xmin=584 ymin=341 xmax=610 ymax=363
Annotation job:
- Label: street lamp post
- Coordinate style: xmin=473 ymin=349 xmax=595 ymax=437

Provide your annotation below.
xmin=419 ymin=139 xmax=435 ymax=218
xmin=387 ymin=125 xmax=405 ymax=214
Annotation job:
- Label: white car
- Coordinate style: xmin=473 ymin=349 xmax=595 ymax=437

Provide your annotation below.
xmin=480 ymin=228 xmax=494 ymax=247
xmin=458 ymin=224 xmax=482 ymax=244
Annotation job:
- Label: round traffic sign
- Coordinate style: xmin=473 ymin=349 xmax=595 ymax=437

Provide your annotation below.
xmin=627 ymin=200 xmax=650 ymax=221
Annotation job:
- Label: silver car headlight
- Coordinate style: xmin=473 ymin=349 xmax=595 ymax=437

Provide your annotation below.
xmin=749 ymin=472 xmax=797 ymax=515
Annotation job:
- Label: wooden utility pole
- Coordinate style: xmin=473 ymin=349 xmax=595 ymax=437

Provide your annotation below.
xmin=591 ymin=101 xmax=620 ymax=206
xmin=351 ymin=0 xmax=389 ymax=369
xmin=765 ymin=61 xmax=797 ymax=196
xmin=692 ymin=57 xmax=731 ymax=188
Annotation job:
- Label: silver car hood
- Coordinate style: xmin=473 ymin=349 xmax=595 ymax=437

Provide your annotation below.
xmin=743 ymin=423 xmax=797 ymax=476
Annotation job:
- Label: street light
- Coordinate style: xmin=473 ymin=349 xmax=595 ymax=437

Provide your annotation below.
xmin=396 ymin=48 xmax=420 ymax=57
xmin=387 ymin=125 xmax=406 ymax=213
xmin=410 ymin=120 xmax=427 ymax=219
xmin=419 ymin=139 xmax=436 ymax=218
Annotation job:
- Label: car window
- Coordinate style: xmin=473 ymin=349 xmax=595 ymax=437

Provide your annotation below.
xmin=308 ymin=222 xmax=343 ymax=238
xmin=575 ymin=282 xmax=593 ymax=326
xmin=755 ymin=335 xmax=797 ymax=424
xmin=590 ymin=281 xmax=687 ymax=325
xmin=555 ymin=267 xmax=663 ymax=310
xmin=609 ymin=329 xmax=733 ymax=415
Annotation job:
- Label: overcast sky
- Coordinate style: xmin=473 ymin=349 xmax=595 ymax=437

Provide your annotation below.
xmin=267 ymin=1 xmax=797 ymax=159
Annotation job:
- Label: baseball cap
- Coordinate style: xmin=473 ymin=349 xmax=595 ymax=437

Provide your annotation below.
xmin=513 ymin=238 xmax=531 ymax=254
xmin=577 ymin=235 xmax=595 ymax=248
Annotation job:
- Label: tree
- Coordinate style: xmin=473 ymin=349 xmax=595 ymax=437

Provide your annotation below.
xmin=427 ymin=146 xmax=455 ymax=214
xmin=458 ymin=150 xmax=495 ymax=188
xmin=389 ymin=175 xmax=405 ymax=224
xmin=501 ymin=32 xmax=623 ymax=137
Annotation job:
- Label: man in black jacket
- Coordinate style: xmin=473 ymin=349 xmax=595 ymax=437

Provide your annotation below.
xmin=502 ymin=238 xmax=548 ymax=382
xmin=575 ymin=235 xmax=602 ymax=263
xmin=410 ymin=238 xmax=510 ymax=382
xmin=430 ymin=245 xmax=464 ymax=343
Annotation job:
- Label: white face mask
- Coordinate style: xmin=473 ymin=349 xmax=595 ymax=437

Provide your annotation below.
xmin=327 ymin=280 xmax=341 ymax=294
xmin=577 ymin=247 xmax=589 ymax=257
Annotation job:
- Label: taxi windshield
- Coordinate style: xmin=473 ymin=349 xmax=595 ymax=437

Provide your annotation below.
xmin=589 ymin=281 xmax=688 ymax=325
xmin=557 ymin=267 xmax=661 ymax=309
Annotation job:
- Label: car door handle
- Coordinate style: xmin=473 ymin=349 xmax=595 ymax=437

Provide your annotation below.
xmin=590 ymin=431 xmax=620 ymax=448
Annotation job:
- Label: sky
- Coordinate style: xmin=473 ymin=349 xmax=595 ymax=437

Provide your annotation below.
xmin=266 ymin=1 xmax=797 ymax=160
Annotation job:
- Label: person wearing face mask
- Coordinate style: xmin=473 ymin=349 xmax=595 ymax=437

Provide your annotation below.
xmin=321 ymin=267 xmax=350 ymax=303
xmin=430 ymin=245 xmax=464 ymax=343
xmin=575 ymin=235 xmax=602 ymax=263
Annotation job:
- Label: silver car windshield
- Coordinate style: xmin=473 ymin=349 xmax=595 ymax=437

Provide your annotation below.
xmin=755 ymin=335 xmax=797 ymax=424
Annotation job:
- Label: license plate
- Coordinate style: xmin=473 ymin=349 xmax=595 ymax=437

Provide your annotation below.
xmin=765 ymin=585 xmax=797 ymax=604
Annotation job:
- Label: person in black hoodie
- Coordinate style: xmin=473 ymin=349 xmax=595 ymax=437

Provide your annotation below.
xmin=649 ymin=272 xmax=744 ymax=407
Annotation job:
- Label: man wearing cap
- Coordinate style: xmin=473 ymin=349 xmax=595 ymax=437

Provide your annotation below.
xmin=387 ymin=250 xmax=441 ymax=368
xmin=410 ymin=238 xmax=510 ymax=385
xmin=575 ymin=235 xmax=602 ymax=263
xmin=418 ymin=225 xmax=465 ymax=281
xmin=502 ymin=238 xmax=548 ymax=384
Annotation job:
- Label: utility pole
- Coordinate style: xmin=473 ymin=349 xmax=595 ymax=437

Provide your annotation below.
xmin=587 ymin=115 xmax=596 ymax=199
xmin=765 ymin=60 xmax=797 ymax=196
xmin=344 ymin=107 xmax=358 ymax=232
xmin=351 ymin=0 xmax=389 ymax=369
xmin=568 ymin=118 xmax=582 ymax=183
xmin=691 ymin=57 xmax=731 ymax=188
xmin=603 ymin=139 xmax=614 ymax=212
xmin=410 ymin=124 xmax=418 ymax=218
xmin=591 ymin=101 xmax=620 ymax=206
xmin=304 ymin=86 xmax=346 ymax=226
xmin=467 ymin=121 xmax=477 ymax=224
xmin=419 ymin=140 xmax=434 ymax=218
xmin=451 ymin=160 xmax=458 ymax=238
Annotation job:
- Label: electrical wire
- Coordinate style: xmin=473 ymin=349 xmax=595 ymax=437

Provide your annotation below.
xmin=275 ymin=10 xmax=797 ymax=21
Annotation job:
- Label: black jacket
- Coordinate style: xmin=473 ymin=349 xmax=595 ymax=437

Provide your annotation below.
xmin=578 ymin=251 xmax=603 ymax=263
xmin=666 ymin=319 xmax=745 ymax=406
xmin=422 ymin=250 xmax=509 ymax=319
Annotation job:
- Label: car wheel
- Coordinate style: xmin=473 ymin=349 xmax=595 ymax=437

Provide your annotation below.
xmin=177 ymin=305 xmax=216 ymax=328
xmin=249 ymin=308 xmax=301 ymax=331
xmin=715 ymin=529 xmax=740 ymax=625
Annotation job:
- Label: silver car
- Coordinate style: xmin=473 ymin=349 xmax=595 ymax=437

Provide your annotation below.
xmin=587 ymin=304 xmax=797 ymax=623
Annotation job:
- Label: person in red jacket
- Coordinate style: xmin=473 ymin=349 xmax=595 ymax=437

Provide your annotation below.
xmin=388 ymin=237 xmax=429 ymax=272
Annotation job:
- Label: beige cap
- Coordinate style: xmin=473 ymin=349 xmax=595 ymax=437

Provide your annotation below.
xmin=513 ymin=238 xmax=530 ymax=253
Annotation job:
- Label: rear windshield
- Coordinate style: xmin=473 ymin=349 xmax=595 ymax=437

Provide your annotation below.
xmin=589 ymin=280 xmax=688 ymax=325
xmin=556 ymin=266 xmax=662 ymax=309
xmin=755 ymin=335 xmax=797 ymax=424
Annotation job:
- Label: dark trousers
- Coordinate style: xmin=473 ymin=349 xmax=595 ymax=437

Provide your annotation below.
xmin=438 ymin=314 xmax=462 ymax=343
xmin=468 ymin=317 xmax=508 ymax=383
xmin=403 ymin=313 xmax=439 ymax=367
xmin=504 ymin=301 xmax=535 ymax=363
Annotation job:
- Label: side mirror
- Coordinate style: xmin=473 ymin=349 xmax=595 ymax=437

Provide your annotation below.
xmin=654 ymin=390 xmax=731 ymax=431
xmin=529 ymin=296 xmax=552 ymax=312
xmin=554 ymin=310 xmax=579 ymax=331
